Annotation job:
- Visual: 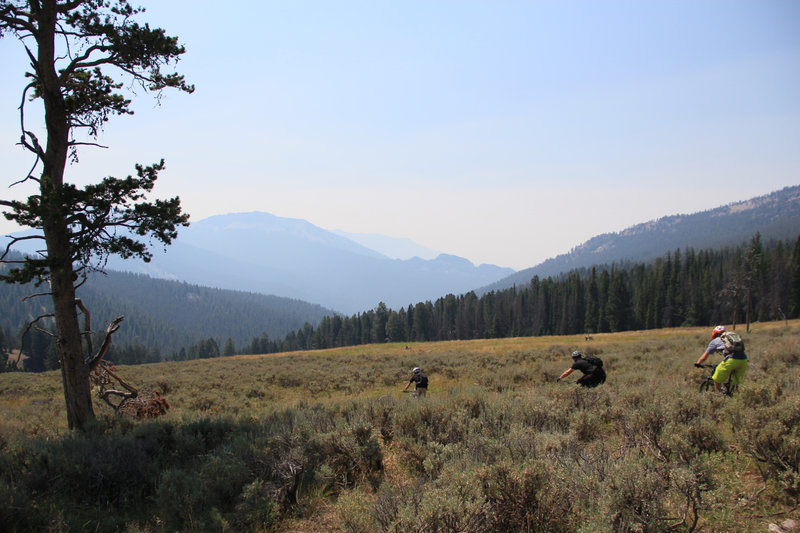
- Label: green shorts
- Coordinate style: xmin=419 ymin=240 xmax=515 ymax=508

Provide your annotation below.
xmin=712 ymin=357 xmax=748 ymax=386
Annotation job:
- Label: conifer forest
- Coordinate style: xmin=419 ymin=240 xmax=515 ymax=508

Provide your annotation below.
xmin=3 ymin=233 xmax=799 ymax=367
xmin=260 ymin=234 xmax=800 ymax=354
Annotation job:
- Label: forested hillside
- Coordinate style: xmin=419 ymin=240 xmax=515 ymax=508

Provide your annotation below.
xmin=485 ymin=184 xmax=800 ymax=292
xmin=5 ymin=234 xmax=799 ymax=368
xmin=1 ymin=259 xmax=332 ymax=366
xmin=257 ymin=233 xmax=800 ymax=353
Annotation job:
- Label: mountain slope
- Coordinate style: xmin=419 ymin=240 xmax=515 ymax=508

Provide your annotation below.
xmin=481 ymin=184 xmax=800 ymax=293
xmin=331 ymin=230 xmax=441 ymax=260
xmin=100 ymin=212 xmax=514 ymax=314
xmin=0 ymin=258 xmax=333 ymax=356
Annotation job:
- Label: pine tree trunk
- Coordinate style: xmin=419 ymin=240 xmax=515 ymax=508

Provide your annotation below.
xmin=46 ymin=223 xmax=95 ymax=430
xmin=38 ymin=3 xmax=95 ymax=431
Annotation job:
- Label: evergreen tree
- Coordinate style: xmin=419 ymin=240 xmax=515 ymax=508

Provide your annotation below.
xmin=21 ymin=326 xmax=58 ymax=373
xmin=791 ymin=236 xmax=800 ymax=316
xmin=222 ymin=338 xmax=236 ymax=357
xmin=386 ymin=310 xmax=407 ymax=342
xmin=606 ymin=268 xmax=631 ymax=332
xmin=584 ymin=268 xmax=599 ymax=333
xmin=596 ymin=270 xmax=610 ymax=332
xmin=0 ymin=1 xmax=192 ymax=430
xmin=372 ymin=303 xmax=389 ymax=343
xmin=743 ymin=233 xmax=764 ymax=331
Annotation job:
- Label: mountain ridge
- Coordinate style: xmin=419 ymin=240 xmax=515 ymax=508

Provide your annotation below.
xmin=102 ymin=212 xmax=515 ymax=314
xmin=3 ymin=186 xmax=798 ymax=314
xmin=479 ymin=184 xmax=800 ymax=293
xmin=331 ymin=229 xmax=441 ymax=260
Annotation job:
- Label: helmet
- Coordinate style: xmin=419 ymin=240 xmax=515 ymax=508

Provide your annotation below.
xmin=571 ymin=351 xmax=582 ymax=358
xmin=712 ymin=325 xmax=726 ymax=339
xmin=412 ymin=367 xmax=421 ymax=374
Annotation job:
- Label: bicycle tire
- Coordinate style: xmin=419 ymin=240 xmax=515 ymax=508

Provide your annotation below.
xmin=699 ymin=379 xmax=715 ymax=393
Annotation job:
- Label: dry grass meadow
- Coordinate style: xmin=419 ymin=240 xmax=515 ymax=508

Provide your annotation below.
xmin=1 ymin=320 xmax=799 ymax=532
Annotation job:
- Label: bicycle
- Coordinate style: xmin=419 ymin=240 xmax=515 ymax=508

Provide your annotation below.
xmin=695 ymin=363 xmax=736 ymax=396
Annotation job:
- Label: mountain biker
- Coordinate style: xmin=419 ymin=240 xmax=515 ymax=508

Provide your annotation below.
xmin=558 ymin=351 xmax=606 ymax=388
xmin=403 ymin=367 xmax=428 ymax=397
xmin=695 ymin=325 xmax=748 ymax=393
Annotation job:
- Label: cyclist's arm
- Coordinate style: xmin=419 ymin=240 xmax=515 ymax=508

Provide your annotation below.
xmin=697 ymin=348 xmax=723 ymax=365
xmin=558 ymin=368 xmax=574 ymax=380
xmin=697 ymin=338 xmax=724 ymax=365
xmin=696 ymin=350 xmax=713 ymax=365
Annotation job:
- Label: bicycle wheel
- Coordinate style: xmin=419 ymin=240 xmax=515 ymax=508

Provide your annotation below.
xmin=699 ymin=378 xmax=715 ymax=393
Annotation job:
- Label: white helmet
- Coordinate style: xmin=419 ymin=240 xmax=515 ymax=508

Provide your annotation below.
xmin=412 ymin=367 xmax=421 ymax=374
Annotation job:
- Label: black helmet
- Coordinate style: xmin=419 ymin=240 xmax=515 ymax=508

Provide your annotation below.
xmin=412 ymin=367 xmax=421 ymax=374
xmin=571 ymin=351 xmax=582 ymax=358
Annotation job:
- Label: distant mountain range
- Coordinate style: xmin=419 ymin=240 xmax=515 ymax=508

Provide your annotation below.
xmin=3 ymin=185 xmax=799 ymax=358
xmin=479 ymin=184 xmax=800 ymax=293
xmin=2 ymin=211 xmax=514 ymax=318
xmin=93 ymin=212 xmax=515 ymax=314
xmin=330 ymin=230 xmax=441 ymax=260
xmin=4 ymin=186 xmax=799 ymax=320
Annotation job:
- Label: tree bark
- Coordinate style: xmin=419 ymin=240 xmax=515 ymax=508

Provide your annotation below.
xmin=37 ymin=2 xmax=95 ymax=430
xmin=3 ymin=1 xmax=190 ymax=430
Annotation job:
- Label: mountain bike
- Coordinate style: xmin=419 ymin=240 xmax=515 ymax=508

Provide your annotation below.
xmin=695 ymin=363 xmax=736 ymax=396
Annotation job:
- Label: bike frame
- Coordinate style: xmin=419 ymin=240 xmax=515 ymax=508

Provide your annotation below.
xmin=697 ymin=363 xmax=736 ymax=396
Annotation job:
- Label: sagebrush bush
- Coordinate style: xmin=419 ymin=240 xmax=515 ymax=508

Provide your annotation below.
xmin=0 ymin=321 xmax=798 ymax=531
xmin=733 ymin=395 xmax=800 ymax=498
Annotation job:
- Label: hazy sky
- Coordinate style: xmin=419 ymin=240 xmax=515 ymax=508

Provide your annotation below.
xmin=1 ymin=1 xmax=799 ymax=270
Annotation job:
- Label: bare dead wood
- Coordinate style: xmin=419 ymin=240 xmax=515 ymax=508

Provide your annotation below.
xmin=91 ymin=361 xmax=170 ymax=418
xmin=96 ymin=363 xmax=139 ymax=411
xmin=87 ymin=316 xmax=123 ymax=371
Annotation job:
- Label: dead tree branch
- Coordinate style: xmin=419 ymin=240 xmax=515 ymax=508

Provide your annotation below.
xmin=87 ymin=316 xmax=123 ymax=371
xmin=94 ymin=362 xmax=139 ymax=411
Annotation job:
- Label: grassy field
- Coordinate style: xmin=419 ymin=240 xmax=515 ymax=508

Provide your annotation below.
xmin=1 ymin=321 xmax=799 ymax=532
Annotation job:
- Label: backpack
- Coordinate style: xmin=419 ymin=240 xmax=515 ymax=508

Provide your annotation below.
xmin=720 ymin=331 xmax=745 ymax=353
xmin=585 ymin=355 xmax=603 ymax=369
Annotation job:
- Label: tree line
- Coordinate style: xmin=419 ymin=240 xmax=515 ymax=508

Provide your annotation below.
xmin=6 ymin=233 xmax=799 ymax=369
xmin=0 ymin=258 xmax=330 ymax=369
xmin=242 ymin=233 xmax=800 ymax=354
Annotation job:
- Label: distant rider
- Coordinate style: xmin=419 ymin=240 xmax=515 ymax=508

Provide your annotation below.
xmin=558 ymin=351 xmax=606 ymax=388
xmin=403 ymin=367 xmax=428 ymax=397
xmin=695 ymin=325 xmax=748 ymax=393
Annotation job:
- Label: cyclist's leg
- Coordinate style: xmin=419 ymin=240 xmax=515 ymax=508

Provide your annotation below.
xmin=730 ymin=359 xmax=748 ymax=385
xmin=712 ymin=359 xmax=735 ymax=386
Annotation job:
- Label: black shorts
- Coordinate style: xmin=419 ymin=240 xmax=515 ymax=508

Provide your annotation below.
xmin=577 ymin=369 xmax=606 ymax=388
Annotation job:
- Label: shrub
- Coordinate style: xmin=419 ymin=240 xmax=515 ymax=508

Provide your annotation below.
xmin=479 ymin=460 xmax=570 ymax=532
xmin=734 ymin=397 xmax=800 ymax=498
xmin=597 ymin=454 xmax=671 ymax=532
xmin=337 ymin=488 xmax=378 ymax=533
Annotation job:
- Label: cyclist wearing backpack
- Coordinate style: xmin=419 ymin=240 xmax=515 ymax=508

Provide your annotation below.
xmin=558 ymin=351 xmax=606 ymax=388
xmin=695 ymin=325 xmax=748 ymax=393
xmin=403 ymin=367 xmax=428 ymax=397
